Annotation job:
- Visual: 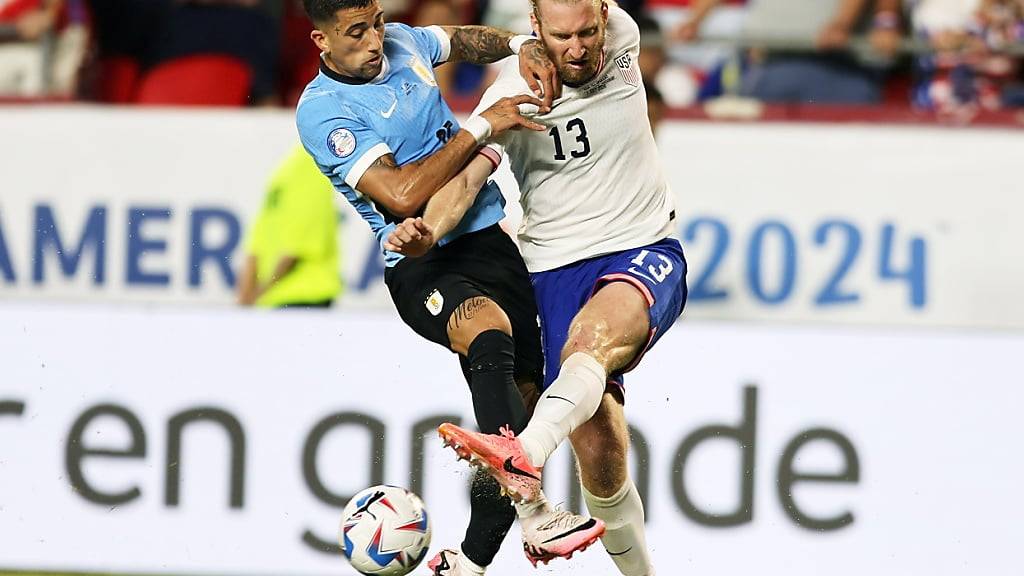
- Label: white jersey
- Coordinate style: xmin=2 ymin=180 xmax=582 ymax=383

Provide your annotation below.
xmin=473 ymin=6 xmax=675 ymax=273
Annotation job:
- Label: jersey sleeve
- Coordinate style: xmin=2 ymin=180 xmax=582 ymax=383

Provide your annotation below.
xmin=472 ymin=57 xmax=534 ymax=157
xmin=297 ymin=96 xmax=392 ymax=193
xmin=391 ymin=22 xmax=451 ymax=66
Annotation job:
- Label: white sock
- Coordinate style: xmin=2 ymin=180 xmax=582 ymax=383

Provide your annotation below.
xmin=583 ymin=479 xmax=655 ymax=576
xmin=518 ymin=352 xmax=606 ymax=468
xmin=514 ymin=495 xmax=550 ymax=522
xmin=456 ymin=544 xmax=487 ymax=575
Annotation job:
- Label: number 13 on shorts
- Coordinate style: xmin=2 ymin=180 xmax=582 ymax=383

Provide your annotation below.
xmin=629 ymin=249 xmax=675 ymax=284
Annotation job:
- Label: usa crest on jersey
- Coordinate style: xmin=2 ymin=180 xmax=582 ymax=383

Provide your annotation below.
xmin=614 ymin=53 xmax=640 ymax=87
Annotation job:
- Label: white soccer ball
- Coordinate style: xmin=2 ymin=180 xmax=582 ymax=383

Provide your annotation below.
xmin=339 ymin=485 xmax=432 ymax=576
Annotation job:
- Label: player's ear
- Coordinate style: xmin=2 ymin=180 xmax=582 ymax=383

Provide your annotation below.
xmin=530 ymin=10 xmax=540 ymax=37
xmin=600 ymin=1 xmax=608 ymax=22
xmin=311 ymin=28 xmax=330 ymax=54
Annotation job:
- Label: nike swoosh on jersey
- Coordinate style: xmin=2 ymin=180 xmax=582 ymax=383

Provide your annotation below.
xmin=381 ymin=99 xmax=398 ymax=118
xmin=542 ymin=518 xmax=599 ymax=544
xmin=503 ymin=457 xmax=541 ymax=481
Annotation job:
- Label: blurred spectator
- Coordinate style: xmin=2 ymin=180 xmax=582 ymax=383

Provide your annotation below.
xmin=870 ymin=0 xmax=905 ymax=57
xmin=679 ymin=0 xmax=895 ymax=104
xmin=238 ymin=144 xmax=341 ymax=309
xmin=0 ymin=0 xmax=60 ymax=96
xmin=911 ymin=0 xmax=1024 ymax=111
xmin=48 ymin=0 xmax=88 ymax=96
xmin=639 ymin=14 xmax=699 ymax=106
xmin=672 ymin=0 xmax=724 ymax=42
xmin=149 ymin=0 xmax=280 ymax=105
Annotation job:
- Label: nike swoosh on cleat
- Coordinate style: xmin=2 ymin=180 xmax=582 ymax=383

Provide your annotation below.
xmin=503 ymin=457 xmax=541 ymax=481
xmin=542 ymin=518 xmax=598 ymax=544
xmin=433 ymin=551 xmax=450 ymax=574
xmin=608 ymin=547 xmax=633 ymax=556
xmin=547 ymin=395 xmax=576 ymax=406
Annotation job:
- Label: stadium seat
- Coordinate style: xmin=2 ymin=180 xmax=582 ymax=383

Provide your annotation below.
xmin=135 ymin=55 xmax=252 ymax=107
xmin=97 ymin=57 xmax=140 ymax=103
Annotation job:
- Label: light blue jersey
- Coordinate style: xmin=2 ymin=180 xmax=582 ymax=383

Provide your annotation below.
xmin=296 ymin=23 xmax=506 ymax=267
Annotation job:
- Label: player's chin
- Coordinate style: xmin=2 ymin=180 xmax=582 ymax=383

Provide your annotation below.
xmin=560 ymin=62 xmax=596 ymax=85
xmin=362 ymin=59 xmax=383 ymax=77
xmin=560 ymin=69 xmax=590 ymax=86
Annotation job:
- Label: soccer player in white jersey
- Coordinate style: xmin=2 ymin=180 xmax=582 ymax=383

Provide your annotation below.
xmin=385 ymin=1 xmax=686 ymax=573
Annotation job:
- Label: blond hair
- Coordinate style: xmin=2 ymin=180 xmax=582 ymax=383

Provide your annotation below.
xmin=531 ymin=0 xmax=611 ymax=19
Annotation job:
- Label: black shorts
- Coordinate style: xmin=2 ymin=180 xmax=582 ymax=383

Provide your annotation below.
xmin=384 ymin=224 xmax=543 ymax=385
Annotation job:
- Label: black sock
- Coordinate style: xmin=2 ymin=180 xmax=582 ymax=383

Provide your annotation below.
xmin=462 ymin=468 xmax=516 ymax=567
xmin=464 ymin=329 xmax=528 ymax=434
xmin=460 ymin=329 xmax=528 ymax=567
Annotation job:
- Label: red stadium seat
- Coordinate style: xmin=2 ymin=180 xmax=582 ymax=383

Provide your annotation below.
xmin=98 ymin=57 xmax=141 ymax=103
xmin=135 ymin=55 xmax=252 ymax=107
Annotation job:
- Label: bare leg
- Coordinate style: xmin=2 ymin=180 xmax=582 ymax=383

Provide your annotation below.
xmin=517 ymin=281 xmax=650 ymax=468
xmin=572 ymin=395 xmax=654 ymax=575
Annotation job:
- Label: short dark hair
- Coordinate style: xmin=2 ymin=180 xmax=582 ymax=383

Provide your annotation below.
xmin=303 ymin=0 xmax=375 ymax=25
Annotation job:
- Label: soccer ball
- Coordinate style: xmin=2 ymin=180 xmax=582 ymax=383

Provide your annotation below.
xmin=339 ymin=485 xmax=432 ymax=576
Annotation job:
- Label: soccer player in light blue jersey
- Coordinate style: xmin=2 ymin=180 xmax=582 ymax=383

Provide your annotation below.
xmin=295 ymin=1 xmax=606 ymax=574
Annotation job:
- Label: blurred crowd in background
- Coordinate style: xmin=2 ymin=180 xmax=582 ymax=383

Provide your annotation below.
xmin=1 ymin=0 xmax=1022 ymax=113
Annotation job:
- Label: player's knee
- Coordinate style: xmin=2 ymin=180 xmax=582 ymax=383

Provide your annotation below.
xmin=560 ymin=317 xmax=610 ymax=363
xmin=446 ymin=296 xmax=512 ymax=355
xmin=465 ymin=329 xmax=515 ymax=374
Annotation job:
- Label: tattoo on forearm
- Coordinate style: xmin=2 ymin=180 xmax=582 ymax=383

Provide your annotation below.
xmin=449 ymin=26 xmax=514 ymax=64
xmin=448 ymin=296 xmax=489 ymax=332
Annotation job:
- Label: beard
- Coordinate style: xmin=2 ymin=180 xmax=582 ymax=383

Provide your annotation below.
xmin=554 ymin=33 xmax=605 ymax=87
xmin=558 ymin=54 xmax=602 ymax=86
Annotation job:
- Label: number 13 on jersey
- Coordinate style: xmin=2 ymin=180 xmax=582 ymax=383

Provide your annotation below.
xmin=629 ymin=249 xmax=674 ymax=283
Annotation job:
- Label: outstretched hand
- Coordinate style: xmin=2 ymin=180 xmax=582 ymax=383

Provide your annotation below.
xmin=384 ymin=217 xmax=436 ymax=258
xmin=480 ymin=94 xmax=549 ymax=136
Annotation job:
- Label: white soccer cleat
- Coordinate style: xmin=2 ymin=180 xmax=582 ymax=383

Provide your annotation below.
xmin=520 ymin=507 xmax=606 ymax=567
xmin=426 ymin=548 xmax=481 ymax=575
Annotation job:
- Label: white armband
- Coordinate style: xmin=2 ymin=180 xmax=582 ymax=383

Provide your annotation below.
xmin=462 ymin=115 xmax=492 ymax=145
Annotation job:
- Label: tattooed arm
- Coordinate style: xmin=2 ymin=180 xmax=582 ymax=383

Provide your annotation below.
xmin=441 ymin=25 xmax=561 ymax=105
xmin=442 ymin=25 xmax=516 ymax=64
